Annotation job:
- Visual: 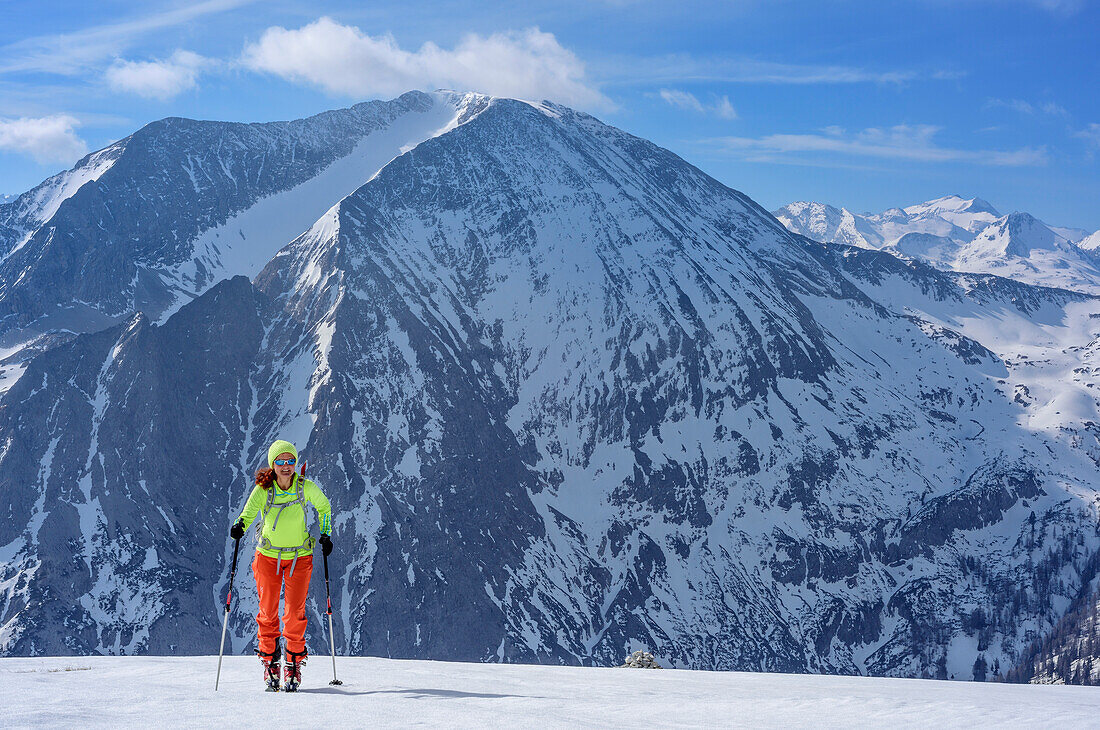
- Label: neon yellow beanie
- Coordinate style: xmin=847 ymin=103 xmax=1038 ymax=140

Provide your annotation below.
xmin=268 ymin=439 xmax=298 ymax=468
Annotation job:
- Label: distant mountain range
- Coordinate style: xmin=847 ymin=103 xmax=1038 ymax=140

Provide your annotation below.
xmin=774 ymin=196 xmax=1100 ymax=294
xmin=0 ymin=94 xmax=1098 ymax=685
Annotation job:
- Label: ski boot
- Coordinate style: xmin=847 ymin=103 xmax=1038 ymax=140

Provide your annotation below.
xmin=284 ymin=648 xmax=307 ymax=692
xmin=258 ymin=639 xmax=281 ymax=692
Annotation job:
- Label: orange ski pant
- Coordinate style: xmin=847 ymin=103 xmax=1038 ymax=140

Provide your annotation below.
xmin=252 ymin=552 xmax=313 ymax=655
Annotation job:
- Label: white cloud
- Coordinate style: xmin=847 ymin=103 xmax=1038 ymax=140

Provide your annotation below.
xmin=106 ymin=50 xmax=209 ymax=100
xmin=0 ymin=115 xmax=88 ymax=164
xmin=241 ymin=17 xmax=611 ymax=111
xmin=706 ymin=124 xmax=1047 ymax=166
xmin=659 ymin=88 xmax=737 ymax=119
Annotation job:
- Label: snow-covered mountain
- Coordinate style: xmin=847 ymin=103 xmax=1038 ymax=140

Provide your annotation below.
xmin=0 ymin=91 xmax=486 ymax=394
xmin=775 ymin=196 xmax=1100 ymax=294
xmin=1 ymin=95 xmax=1099 ymax=683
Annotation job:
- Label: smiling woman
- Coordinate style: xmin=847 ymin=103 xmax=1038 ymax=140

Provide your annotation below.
xmin=230 ymin=438 xmax=333 ymax=692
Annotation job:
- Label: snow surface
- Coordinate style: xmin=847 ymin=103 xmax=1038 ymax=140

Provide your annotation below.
xmin=3 ymin=656 xmax=1099 ymax=729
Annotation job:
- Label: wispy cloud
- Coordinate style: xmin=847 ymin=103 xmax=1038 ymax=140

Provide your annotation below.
xmin=0 ymin=115 xmax=87 ymax=164
xmin=659 ymin=88 xmax=705 ymax=113
xmin=942 ymin=0 xmax=1087 ymax=15
xmin=658 ymin=88 xmax=738 ymax=119
xmin=106 ymin=51 xmax=210 ymax=100
xmin=0 ymin=0 xmax=252 ymax=76
xmin=703 ymin=124 xmax=1047 ymax=166
xmin=241 ymin=17 xmax=611 ymax=111
xmin=714 ymin=96 xmax=738 ymax=120
xmin=985 ymin=97 xmax=1070 ymax=116
xmin=1075 ymin=123 xmax=1100 ymax=149
xmin=602 ymin=54 xmax=953 ymax=87
xmin=1028 ymin=0 xmax=1086 ymax=14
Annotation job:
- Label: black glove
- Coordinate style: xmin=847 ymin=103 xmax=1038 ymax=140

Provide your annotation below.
xmin=229 ymin=520 xmax=245 ymax=540
xmin=319 ymin=533 xmax=333 ymax=556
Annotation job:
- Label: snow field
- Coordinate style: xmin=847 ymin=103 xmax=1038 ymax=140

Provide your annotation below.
xmin=4 ymin=656 xmax=1100 ymax=729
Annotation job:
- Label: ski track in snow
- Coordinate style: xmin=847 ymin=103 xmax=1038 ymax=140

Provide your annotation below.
xmin=4 ymin=656 xmax=1100 ymax=729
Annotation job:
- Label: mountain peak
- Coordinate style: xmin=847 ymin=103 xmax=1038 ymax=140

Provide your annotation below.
xmin=1077 ymin=230 xmax=1100 ymax=252
xmin=963 ymin=197 xmax=1000 ymax=216
xmin=966 ymin=211 xmax=1063 ymax=259
xmin=904 ymin=195 xmax=1001 ymax=219
xmin=772 ymin=201 xmax=882 ymax=249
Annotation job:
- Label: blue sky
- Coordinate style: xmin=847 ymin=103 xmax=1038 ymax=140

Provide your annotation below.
xmin=1 ymin=0 xmax=1098 ymax=230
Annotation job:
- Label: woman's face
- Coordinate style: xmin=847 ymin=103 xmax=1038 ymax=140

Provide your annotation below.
xmin=273 ymin=452 xmax=296 ymax=481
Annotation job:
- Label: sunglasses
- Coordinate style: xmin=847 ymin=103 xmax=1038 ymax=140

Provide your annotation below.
xmin=273 ymin=458 xmax=297 ymax=466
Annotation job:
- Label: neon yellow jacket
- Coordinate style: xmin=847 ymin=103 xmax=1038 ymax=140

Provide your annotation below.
xmin=238 ymin=473 xmax=332 ymax=560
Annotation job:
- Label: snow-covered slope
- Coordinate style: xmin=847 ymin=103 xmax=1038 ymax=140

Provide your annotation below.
xmin=775 ymin=197 xmax=1100 ymax=294
xmin=1076 ymin=230 xmax=1100 ymax=252
xmin=5 ymin=656 xmax=1100 ymax=728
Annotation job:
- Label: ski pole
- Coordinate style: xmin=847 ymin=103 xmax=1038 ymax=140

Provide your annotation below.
xmin=304 ymin=458 xmax=341 ymax=685
xmin=323 ymin=548 xmax=343 ymax=685
xmin=215 ymin=532 xmax=242 ymax=691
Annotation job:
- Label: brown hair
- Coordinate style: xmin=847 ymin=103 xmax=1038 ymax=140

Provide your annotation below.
xmin=255 ymin=467 xmax=276 ymax=490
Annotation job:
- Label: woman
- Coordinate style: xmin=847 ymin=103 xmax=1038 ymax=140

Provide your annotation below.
xmin=230 ymin=439 xmax=333 ymax=692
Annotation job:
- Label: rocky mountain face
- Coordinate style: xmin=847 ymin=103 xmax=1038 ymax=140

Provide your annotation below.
xmin=1002 ymin=550 xmax=1100 ymax=685
xmin=1 ymin=95 xmax=1099 ymax=681
xmin=775 ymin=196 xmax=1100 ymax=294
